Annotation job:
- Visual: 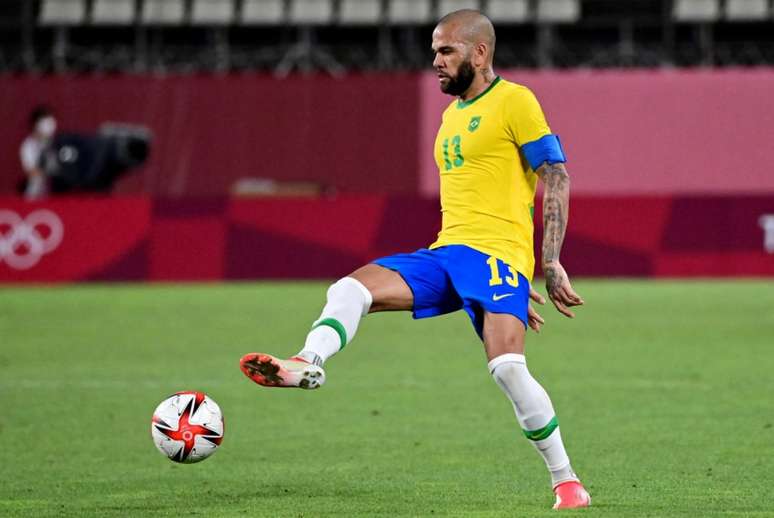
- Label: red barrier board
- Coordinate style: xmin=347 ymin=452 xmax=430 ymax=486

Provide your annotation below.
xmin=0 ymin=195 xmax=772 ymax=282
xmin=0 ymin=197 xmax=151 ymax=282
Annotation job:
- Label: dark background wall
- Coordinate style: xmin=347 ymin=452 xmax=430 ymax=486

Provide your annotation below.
xmin=1 ymin=73 xmax=421 ymax=196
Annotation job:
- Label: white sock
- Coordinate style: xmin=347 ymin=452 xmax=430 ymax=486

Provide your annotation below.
xmin=296 ymin=277 xmax=372 ymax=365
xmin=489 ymin=353 xmax=579 ymax=487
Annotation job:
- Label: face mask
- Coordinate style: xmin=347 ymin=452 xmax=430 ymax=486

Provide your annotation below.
xmin=36 ymin=117 xmax=57 ymax=138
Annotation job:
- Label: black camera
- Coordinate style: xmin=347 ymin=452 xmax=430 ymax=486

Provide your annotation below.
xmin=48 ymin=124 xmax=151 ymax=193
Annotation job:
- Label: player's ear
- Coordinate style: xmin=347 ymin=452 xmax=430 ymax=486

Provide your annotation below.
xmin=473 ymin=42 xmax=487 ymax=67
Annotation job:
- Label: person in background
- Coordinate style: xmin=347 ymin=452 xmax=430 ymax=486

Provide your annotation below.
xmin=19 ymin=105 xmax=57 ymax=200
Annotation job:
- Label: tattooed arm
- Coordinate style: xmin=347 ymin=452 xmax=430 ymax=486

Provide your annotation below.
xmin=535 ymin=162 xmax=584 ymax=318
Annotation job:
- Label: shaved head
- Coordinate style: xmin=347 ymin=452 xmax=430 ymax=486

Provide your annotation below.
xmin=436 ymin=9 xmax=496 ymax=58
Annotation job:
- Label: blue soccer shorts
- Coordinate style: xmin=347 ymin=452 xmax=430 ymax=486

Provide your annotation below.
xmin=373 ymin=245 xmax=530 ymax=339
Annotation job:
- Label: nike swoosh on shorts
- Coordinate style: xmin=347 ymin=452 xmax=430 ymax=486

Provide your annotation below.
xmin=492 ymin=293 xmax=515 ymax=301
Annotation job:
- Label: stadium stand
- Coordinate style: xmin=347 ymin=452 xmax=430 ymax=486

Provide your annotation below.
xmin=436 ymin=0 xmax=482 ymax=18
xmin=276 ymin=0 xmax=342 ymax=76
xmin=38 ymin=0 xmax=86 ymax=26
xmin=487 ymin=0 xmax=530 ymax=23
xmin=673 ymin=0 xmax=720 ymax=21
xmin=288 ymin=0 xmax=335 ymax=24
xmin=191 ymin=0 xmax=236 ymax=25
xmin=536 ymin=0 xmax=581 ymax=22
xmin=141 ymin=0 xmax=185 ymax=25
xmin=387 ymin=0 xmax=434 ymax=24
xmin=0 ymin=0 xmax=772 ymax=73
xmin=725 ymin=0 xmax=770 ymax=20
xmin=91 ymin=0 xmax=136 ymax=25
xmin=338 ymin=0 xmax=383 ymax=25
xmin=240 ymin=0 xmax=286 ymax=24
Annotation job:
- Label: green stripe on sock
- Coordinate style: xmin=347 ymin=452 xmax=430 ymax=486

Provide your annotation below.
xmin=523 ymin=416 xmax=559 ymax=441
xmin=311 ymin=318 xmax=348 ymax=350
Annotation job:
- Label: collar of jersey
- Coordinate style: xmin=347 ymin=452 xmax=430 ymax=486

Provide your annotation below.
xmin=457 ymin=76 xmax=501 ymax=109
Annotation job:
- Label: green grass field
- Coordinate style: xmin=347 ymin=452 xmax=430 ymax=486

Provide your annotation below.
xmin=1 ymin=280 xmax=773 ymax=517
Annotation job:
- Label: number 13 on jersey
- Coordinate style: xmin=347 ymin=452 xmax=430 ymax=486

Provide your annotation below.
xmin=442 ymin=135 xmax=464 ymax=170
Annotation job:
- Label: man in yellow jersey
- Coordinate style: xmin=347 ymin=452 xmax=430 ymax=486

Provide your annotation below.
xmin=240 ymin=9 xmax=590 ymax=510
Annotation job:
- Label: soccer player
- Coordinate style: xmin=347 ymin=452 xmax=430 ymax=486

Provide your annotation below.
xmin=241 ymin=9 xmax=591 ymax=510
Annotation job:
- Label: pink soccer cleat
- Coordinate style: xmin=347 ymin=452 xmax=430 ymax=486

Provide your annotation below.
xmin=552 ymin=480 xmax=591 ymax=510
xmin=240 ymin=353 xmax=325 ymax=390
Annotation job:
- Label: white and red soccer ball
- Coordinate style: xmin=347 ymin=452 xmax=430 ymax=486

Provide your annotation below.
xmin=151 ymin=391 xmax=224 ymax=463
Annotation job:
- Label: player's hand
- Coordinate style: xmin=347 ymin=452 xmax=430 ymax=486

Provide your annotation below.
xmin=543 ymin=260 xmax=584 ymax=318
xmin=528 ymin=287 xmax=546 ymax=333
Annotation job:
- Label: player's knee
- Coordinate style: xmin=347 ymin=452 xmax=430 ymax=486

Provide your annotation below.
xmin=488 ymin=353 xmax=530 ymax=391
xmin=491 ymin=360 xmax=522 ymax=385
xmin=326 ymin=277 xmax=365 ymax=300
xmin=327 ymin=277 xmax=373 ymax=316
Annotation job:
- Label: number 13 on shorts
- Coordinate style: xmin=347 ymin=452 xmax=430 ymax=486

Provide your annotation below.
xmin=487 ymin=256 xmax=519 ymax=288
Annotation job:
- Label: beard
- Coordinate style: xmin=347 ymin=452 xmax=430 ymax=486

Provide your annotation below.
xmin=440 ymin=59 xmax=476 ymax=96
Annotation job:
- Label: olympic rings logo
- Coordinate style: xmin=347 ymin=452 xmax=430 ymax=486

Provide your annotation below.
xmin=0 ymin=209 xmax=64 ymax=270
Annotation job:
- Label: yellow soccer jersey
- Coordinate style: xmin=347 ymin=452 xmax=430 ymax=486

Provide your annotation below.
xmin=429 ymin=76 xmax=555 ymax=281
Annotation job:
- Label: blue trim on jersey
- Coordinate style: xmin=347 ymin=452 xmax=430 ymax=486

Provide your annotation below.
xmin=521 ymin=134 xmax=566 ymax=171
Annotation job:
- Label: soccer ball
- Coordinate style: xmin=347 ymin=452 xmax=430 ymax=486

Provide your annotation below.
xmin=151 ymin=391 xmax=224 ymax=463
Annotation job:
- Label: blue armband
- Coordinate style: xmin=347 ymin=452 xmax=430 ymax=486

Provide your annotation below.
xmin=521 ymin=134 xmax=567 ymax=171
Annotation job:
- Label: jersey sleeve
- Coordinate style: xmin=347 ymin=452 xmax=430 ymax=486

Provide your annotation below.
xmin=505 ymin=87 xmax=566 ymax=170
xmin=504 ymin=87 xmax=552 ymax=146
